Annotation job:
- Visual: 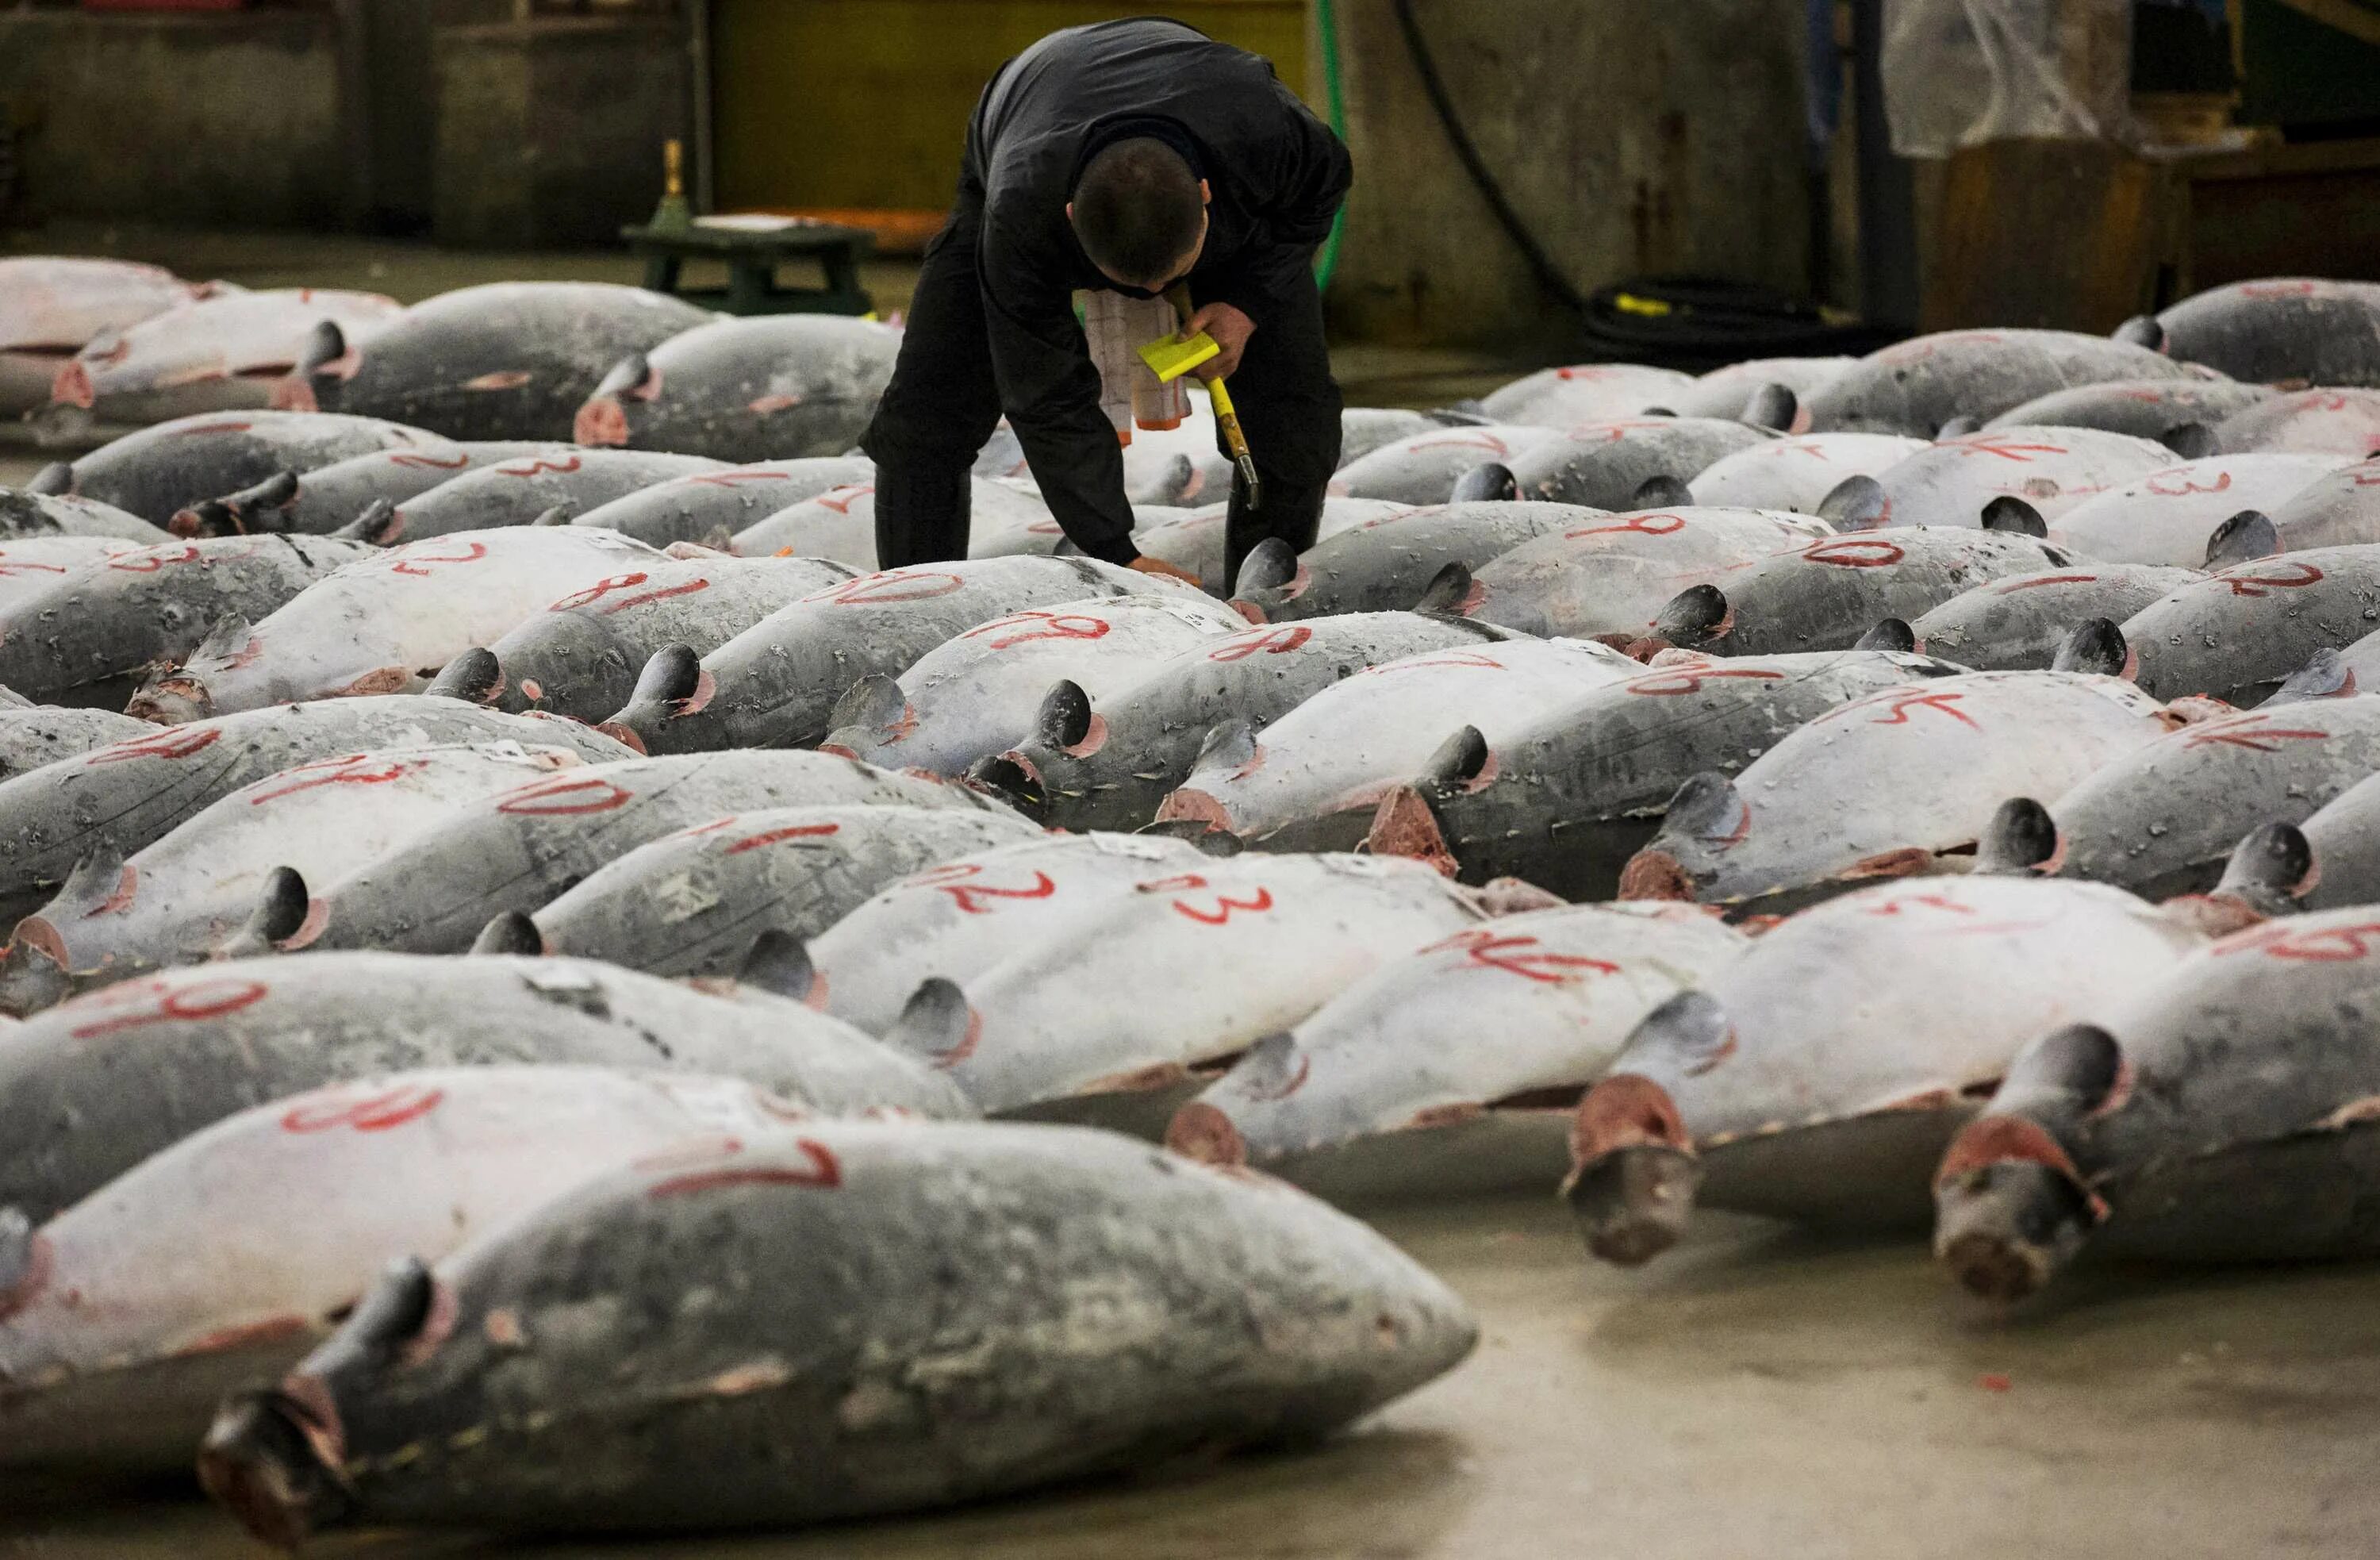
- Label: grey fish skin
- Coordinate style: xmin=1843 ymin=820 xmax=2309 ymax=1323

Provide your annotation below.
xmin=1911 ymin=564 xmax=2202 ymax=670
xmin=1477 ymin=362 xmax=1695 ymax=426
xmin=0 ymin=707 xmax=152 ymax=779
xmin=1935 ymin=909 xmax=2380 ymax=1304
xmin=570 ymin=457 xmax=874 ymax=548
xmin=2028 ymin=697 xmax=2380 ymax=901
xmin=1666 ymin=528 xmax=2072 ymax=655
xmin=1664 ymin=357 xmax=1855 ymax=422
xmin=2129 ymin=278 xmax=2380 ymax=388
xmin=1503 ymin=417 xmax=1772 ymax=507
xmin=274 ymin=282 xmax=713 ymax=440
xmin=386 ymin=450 xmax=724 ymax=542
xmin=532 ymin=803 xmax=1042 ymax=978
xmin=1336 ymin=407 xmax=1445 ymax=466
xmin=609 ymin=556 xmax=1180 ymax=755
xmin=469 ymin=555 xmax=859 ymax=722
xmin=197 ymin=1121 xmax=1476 ymax=1545
xmin=1851 ymin=426 xmax=2183 ymax=532
xmin=1327 ymin=424 xmax=1557 ymax=505
xmin=2212 ymin=388 xmax=2380 ymax=456
xmin=2265 ymin=456 xmax=2380 ymax=551
xmin=574 ymin=315 xmax=900 ymax=461
xmin=292 ymin=751 xmax=1015 ymax=955
xmin=0 ymin=697 xmax=631 ymax=927
xmin=171 ymin=441 xmax=555 ymax=538
xmin=2286 ymin=770 xmax=2380 ymax=912
xmin=2123 ymin=544 xmax=2380 ymax=706
xmin=0 ymin=951 xmax=971 ymax=1227
xmin=42 ymin=411 xmax=447 ymax=524
xmin=0 ymin=489 xmax=172 ymax=544
xmin=1465 ymin=506 xmax=1831 ymax=640
xmin=987 ymin=612 xmax=1528 ymax=834
xmin=1984 ymin=378 xmax=2274 ymax=441
xmin=0 ymin=533 xmax=372 ymax=706
xmin=1370 ymin=651 xmax=1965 ymax=900
xmin=1241 ymin=501 xmax=1591 ymax=621
xmin=1802 ymin=329 xmax=2196 ymax=437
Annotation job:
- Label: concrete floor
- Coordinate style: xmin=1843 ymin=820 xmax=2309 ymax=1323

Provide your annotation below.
xmin=6 ymin=226 xmax=2378 ymax=1557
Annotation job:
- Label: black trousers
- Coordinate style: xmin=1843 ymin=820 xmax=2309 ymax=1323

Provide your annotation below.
xmin=862 ymin=220 xmax=1343 ymax=588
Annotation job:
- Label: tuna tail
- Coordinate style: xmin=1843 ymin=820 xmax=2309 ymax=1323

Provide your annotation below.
xmin=827 ymin=673 xmax=907 ymax=743
xmin=2159 ymin=421 xmax=2217 ymax=460
xmin=1414 ymin=560 xmax=1476 ymax=617
xmin=470 ymin=910 xmax=545 ymax=956
xmin=426 ymin=647 xmax=505 ymax=705
xmin=2204 ymin=509 xmax=2278 ymax=570
xmin=1449 ymin=462 xmax=1516 ymax=503
xmin=1739 ymin=382 xmax=1798 ymax=431
xmin=2113 ymin=313 xmax=2167 ymax=352
xmin=1817 ymin=474 xmax=1887 ymax=530
xmin=1933 ymin=1024 xmax=2118 ymax=1303
xmin=2051 ymin=618 xmax=2132 ymax=680
xmin=1937 ymin=414 xmax=1982 ymax=438
xmin=2209 ymin=820 xmax=2317 ymax=920
xmin=738 ymin=928 xmax=816 ymax=1002
xmin=1628 ymin=473 xmax=1692 ymax=509
xmin=1652 ymin=584 xmax=1731 ymax=650
xmin=1229 ymin=536 xmax=1300 ymax=618
xmin=27 ymin=462 xmax=71 ymax=497
xmin=333 ymin=498 xmax=403 ymax=546
xmin=1563 ymin=1067 xmax=1703 ymax=1266
xmin=2268 ymin=647 xmax=2357 ymax=705
xmin=1979 ymin=496 xmax=2047 ymax=537
xmin=1975 ymin=797 xmax=2063 ymax=876
xmin=600 ymin=644 xmax=710 ymax=753
xmin=175 ymin=468 xmax=299 ymax=539
xmin=1853 ymin=617 xmax=1917 ymax=654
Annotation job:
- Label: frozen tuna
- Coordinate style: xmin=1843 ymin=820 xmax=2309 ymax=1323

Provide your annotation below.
xmin=574 ymin=314 xmax=900 ymax=460
xmin=1366 ymin=649 xmax=1964 ymax=897
xmin=1476 ymin=363 xmax=1695 ymax=427
xmin=2123 ymin=545 xmax=2380 ymax=705
xmin=0 ymin=536 xmax=138 ymax=609
xmin=274 ymin=281 xmax=712 ymax=439
xmin=1157 ymin=637 xmax=1637 ymax=851
xmin=0 ymin=257 xmax=206 ymax=414
xmin=0 ymin=488 xmax=171 ymax=544
xmin=567 ymin=456 xmax=874 ymax=548
xmin=1328 ymin=425 xmax=1558 ymax=505
xmin=1131 ymin=496 xmax=1403 ymax=597
xmin=2049 ymin=453 xmax=2346 ymax=565
xmin=127 ymin=526 xmax=670 ymax=720
xmin=1338 ymin=407 xmax=1448 ymax=465
xmin=1837 ymin=426 xmax=2184 ymax=532
xmin=1985 ymin=377 xmax=2274 ymax=441
xmin=1664 ymin=357 xmax=1856 ymax=422
xmin=172 ymin=441 xmax=555 ymax=538
xmin=1910 ymin=563 xmax=2200 ymax=669
xmin=0 ymin=707 xmax=153 ymax=781
xmin=1465 ymin=505 xmax=1830 ymax=640
xmin=527 ymin=803 xmax=1042 ymax=977
xmin=1687 ymin=432 xmax=1928 ymax=512
xmin=2121 ymin=278 xmax=2380 ymax=387
xmin=2263 ymin=456 xmax=2380 ymax=550
xmin=1568 ymin=875 xmax=2202 ymax=1263
xmin=1503 ymin=417 xmax=1773 ymax=507
xmin=1169 ymin=903 xmax=1749 ymax=1201
xmin=46 ymin=288 xmax=401 ymax=431
xmin=384 ymin=449 xmax=724 ymax=540
xmin=36 ymin=411 xmax=444 ymax=525
xmin=2213 ymin=388 xmax=2380 ymax=456
xmin=728 ymin=476 xmax=1055 ymax=565
xmin=1803 ymin=329 xmax=2195 ymax=436
xmin=197 ymin=1120 xmax=1474 ymax=1543
xmin=824 ymin=592 xmax=1246 ymax=776
xmin=1231 ymin=501 xmax=1580 ymax=621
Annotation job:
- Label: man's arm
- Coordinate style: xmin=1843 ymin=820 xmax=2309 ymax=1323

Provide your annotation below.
xmin=978 ymin=264 xmax=1143 ymax=568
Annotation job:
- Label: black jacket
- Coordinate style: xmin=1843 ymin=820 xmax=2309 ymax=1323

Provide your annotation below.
xmin=962 ymin=17 xmax=1350 ymax=564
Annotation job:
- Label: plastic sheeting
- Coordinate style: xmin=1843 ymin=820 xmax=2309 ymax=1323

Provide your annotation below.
xmin=1881 ymin=0 xmax=2134 ymax=157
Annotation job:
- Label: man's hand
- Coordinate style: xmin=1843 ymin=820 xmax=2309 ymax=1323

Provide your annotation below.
xmin=1183 ymin=302 xmax=1256 ymax=381
xmin=1127 ymin=554 xmax=1203 ymax=586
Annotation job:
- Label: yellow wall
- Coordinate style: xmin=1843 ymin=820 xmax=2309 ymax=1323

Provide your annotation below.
xmin=713 ymin=0 xmax=1310 ymax=211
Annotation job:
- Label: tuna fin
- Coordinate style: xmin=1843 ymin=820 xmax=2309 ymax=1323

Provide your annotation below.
xmin=1189 ymin=828 xmax=1245 ymax=859
xmin=2159 ymin=421 xmax=2217 ymax=460
xmin=175 ymin=469 xmax=299 ymax=539
xmin=738 ymin=928 xmax=815 ymax=1002
xmin=1976 ymin=797 xmax=2062 ymax=875
xmin=1641 ymin=405 xmax=1676 ymax=418
xmin=828 ymin=673 xmax=907 ymax=740
xmin=592 ymin=351 xmax=654 ymax=402
xmin=1663 ymin=770 xmax=1743 ymax=840
xmin=1449 ymin=461 xmax=1516 ymax=503
xmin=333 ymin=499 xmax=402 ymax=546
xmin=2204 ymin=509 xmax=2278 ymax=569
xmin=892 ymin=977 xmax=972 ymax=1064
xmin=238 ymin=866 xmax=313 ymax=953
xmin=1414 ymin=561 xmax=1476 ymax=617
xmin=606 ymin=644 xmax=707 ymax=746
xmin=2213 ymin=820 xmax=2317 ymax=917
xmin=1426 ymin=404 xmax=1491 ymax=425
xmin=2052 ymin=618 xmax=2132 ymax=678
xmin=28 ymin=462 xmax=71 ymax=497
xmin=2268 ymin=647 xmax=2356 ymax=705
xmin=1816 ymin=474 xmax=1887 ymax=530
xmin=1980 ymin=496 xmax=2047 ymax=537
xmin=1422 ymin=724 xmax=1490 ymax=791
xmin=1653 ymin=584 xmax=1730 ymax=648
xmin=54 ymin=842 xmax=127 ymax=915
xmin=1230 ymin=536 xmax=1298 ymax=607
xmin=530 ymin=504 xmax=574 ymax=527
xmin=294 ymin=319 xmax=348 ymax=378
xmin=1629 ymin=474 xmax=1692 ymax=509
xmin=1740 ymin=382 xmax=1797 ymax=431
xmin=1034 ymin=679 xmax=1093 ymax=750
xmin=1854 ymin=617 xmax=1917 ymax=653
xmin=1192 ymin=718 xmax=1258 ymax=776
xmin=1937 ymin=415 xmax=1981 ymax=438
xmin=2113 ymin=313 xmax=2167 ymax=352
xmin=191 ymin=613 xmax=254 ymax=667
xmin=425 ymin=647 xmax=504 ymax=705
xmin=470 ymin=911 xmax=544 ymax=956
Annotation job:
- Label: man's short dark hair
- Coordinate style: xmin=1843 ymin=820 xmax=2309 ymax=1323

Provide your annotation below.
xmin=1072 ymin=138 xmax=1205 ymax=287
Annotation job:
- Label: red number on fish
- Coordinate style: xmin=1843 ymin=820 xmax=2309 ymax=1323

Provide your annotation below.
xmin=1943 ymin=436 xmax=2067 ymax=462
xmin=390 ymin=540 xmax=490 ymax=578
xmin=2215 ymin=561 xmax=2324 ymax=597
xmin=387 ymin=451 xmax=472 ymax=471
xmin=1803 ymin=538 xmax=1906 ymax=568
xmin=1568 ymin=420 xmax=1672 ymax=443
xmin=1207 ymin=627 xmax=1313 ymax=661
xmin=107 ymin=544 xmax=202 ymax=572
xmin=2349 ymin=463 xmax=2380 ymax=487
xmin=962 ymin=610 xmax=1113 ymax=650
xmin=2240 ymin=279 xmax=2319 ymax=298
xmin=2218 ymin=920 xmax=2380 ymax=963
xmin=686 ymin=470 xmax=797 ymax=487
xmin=1373 ymin=650 xmax=1504 ymax=672
xmin=1626 ymin=667 xmax=1786 ymax=696
xmin=495 ymin=774 xmax=634 ymax=815
xmin=812 ymin=567 xmax=962 ymax=605
xmin=547 ymin=572 xmax=714 ymax=615
xmin=2180 ymin=715 xmax=2330 ymax=752
xmin=68 ymin=976 xmax=270 ymax=1039
xmin=907 ymin=862 xmax=1058 ymax=914
xmin=813 ymin=485 xmax=875 ymax=513
xmin=1171 ymin=886 xmax=1273 ymax=925
xmin=1405 ymin=433 xmax=1511 ymax=456
xmin=2143 ymin=470 xmax=2232 ymax=498
xmin=172 ymin=421 xmax=253 ymax=437
xmin=1994 ymin=574 xmax=2100 ymax=594
xmin=497 ymin=455 xmax=582 ymax=478
xmin=281 ymin=1083 xmax=446 ymax=1134
xmin=647 ymin=1136 xmax=842 ymax=1198
xmin=1422 ymin=928 xmax=1618 ymax=983
xmin=246 ymin=753 xmax=428 ymax=803
xmin=87 ymin=727 xmax=224 ymax=763
xmin=0 ymin=562 xmax=66 ymax=578
xmin=1867 ymin=690 xmax=1979 ymax=730
xmin=724 ymin=820 xmax=840 ymax=854
xmin=1566 ymin=513 xmax=1687 ymax=537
